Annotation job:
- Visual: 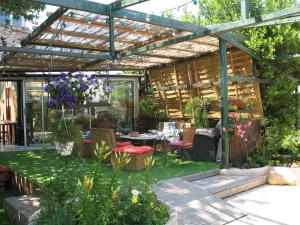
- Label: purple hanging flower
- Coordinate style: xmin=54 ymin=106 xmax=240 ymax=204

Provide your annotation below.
xmin=44 ymin=72 xmax=101 ymax=108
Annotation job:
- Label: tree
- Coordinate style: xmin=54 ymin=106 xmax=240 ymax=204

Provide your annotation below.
xmin=0 ymin=0 xmax=45 ymax=22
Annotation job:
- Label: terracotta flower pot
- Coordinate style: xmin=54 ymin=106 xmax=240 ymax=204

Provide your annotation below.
xmin=0 ymin=165 xmax=11 ymax=184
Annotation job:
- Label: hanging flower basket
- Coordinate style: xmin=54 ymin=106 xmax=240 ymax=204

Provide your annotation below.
xmin=44 ymin=72 xmax=102 ymax=108
xmin=45 ymin=72 xmax=103 ymax=155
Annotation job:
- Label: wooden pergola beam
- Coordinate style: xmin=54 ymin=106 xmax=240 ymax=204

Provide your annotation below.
xmin=45 ymin=29 xmax=135 ymax=44
xmin=21 ymin=7 xmax=68 ymax=46
xmin=119 ymin=5 xmax=300 ymax=59
xmin=33 ymin=39 xmax=109 ymax=52
xmin=0 ymin=46 xmax=111 ymax=60
xmin=58 ymin=16 xmax=154 ymax=36
xmin=110 ymin=0 xmax=150 ymax=11
xmin=249 ymin=16 xmax=300 ymax=27
xmin=31 ymin=1 xmax=299 ymax=34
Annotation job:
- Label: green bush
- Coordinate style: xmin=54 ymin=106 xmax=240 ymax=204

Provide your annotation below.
xmin=183 ymin=97 xmax=211 ymax=128
xmin=282 ymin=130 xmax=300 ymax=155
xmin=32 ymin=146 xmax=169 ymax=225
xmin=137 ymin=97 xmax=168 ymax=132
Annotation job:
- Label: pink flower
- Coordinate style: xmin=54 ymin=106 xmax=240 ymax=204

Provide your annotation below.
xmin=236 ymin=124 xmax=243 ymax=130
xmin=247 ymin=120 xmax=253 ymax=127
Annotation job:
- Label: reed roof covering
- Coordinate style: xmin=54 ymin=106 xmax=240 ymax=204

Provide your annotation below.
xmin=1 ymin=8 xmax=222 ymax=72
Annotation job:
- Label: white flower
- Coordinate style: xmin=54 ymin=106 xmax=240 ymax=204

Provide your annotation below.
xmin=71 ymin=78 xmax=77 ymax=83
xmin=131 ymin=189 xmax=139 ymax=197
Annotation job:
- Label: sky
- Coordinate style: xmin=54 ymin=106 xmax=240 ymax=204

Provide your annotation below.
xmin=26 ymin=0 xmax=199 ymax=29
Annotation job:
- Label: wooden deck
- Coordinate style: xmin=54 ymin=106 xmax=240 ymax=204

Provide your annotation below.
xmin=153 ymin=172 xmax=267 ymax=225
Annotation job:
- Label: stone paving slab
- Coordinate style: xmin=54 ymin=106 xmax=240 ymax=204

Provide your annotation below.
xmin=153 ymin=178 xmax=247 ymax=225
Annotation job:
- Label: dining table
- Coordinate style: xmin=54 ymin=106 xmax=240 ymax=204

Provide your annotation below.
xmin=119 ymin=133 xmax=157 ymax=146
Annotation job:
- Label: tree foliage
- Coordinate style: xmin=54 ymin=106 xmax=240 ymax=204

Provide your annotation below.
xmin=0 ymin=0 xmax=45 ymax=22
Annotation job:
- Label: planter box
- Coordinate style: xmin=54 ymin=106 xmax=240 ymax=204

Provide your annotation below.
xmin=0 ymin=165 xmax=11 ymax=186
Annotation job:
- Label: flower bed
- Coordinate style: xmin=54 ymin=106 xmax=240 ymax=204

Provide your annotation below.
xmin=33 ymin=153 xmax=170 ymax=225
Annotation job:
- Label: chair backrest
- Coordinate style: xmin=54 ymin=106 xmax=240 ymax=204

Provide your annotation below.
xmin=162 ymin=122 xmax=178 ymax=134
xmin=91 ymin=128 xmax=117 ymax=150
xmin=182 ymin=128 xmax=196 ymax=143
xmin=158 ymin=122 xmax=164 ymax=131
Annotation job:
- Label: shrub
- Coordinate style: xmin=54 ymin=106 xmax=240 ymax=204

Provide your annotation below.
xmin=32 ymin=146 xmax=169 ymax=225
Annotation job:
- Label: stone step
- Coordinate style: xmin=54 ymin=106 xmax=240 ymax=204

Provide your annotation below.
xmin=192 ymin=175 xmax=267 ymax=198
xmin=4 ymin=195 xmax=39 ymax=225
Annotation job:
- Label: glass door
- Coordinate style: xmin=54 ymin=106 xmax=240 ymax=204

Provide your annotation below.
xmin=24 ymin=81 xmax=51 ymax=147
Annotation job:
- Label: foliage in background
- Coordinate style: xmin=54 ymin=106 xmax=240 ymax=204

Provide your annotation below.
xmin=33 ymin=151 xmax=169 ymax=225
xmin=183 ymin=97 xmax=211 ymax=128
xmin=136 ymin=97 xmax=167 ymax=132
xmin=0 ymin=0 xmax=45 ymax=23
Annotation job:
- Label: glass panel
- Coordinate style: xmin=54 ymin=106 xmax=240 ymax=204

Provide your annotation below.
xmin=89 ymin=79 xmax=134 ymax=132
xmin=25 ymin=81 xmax=45 ymax=146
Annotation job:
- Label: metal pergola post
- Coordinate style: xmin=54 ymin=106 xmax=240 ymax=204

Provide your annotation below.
xmin=219 ymin=39 xmax=230 ymax=168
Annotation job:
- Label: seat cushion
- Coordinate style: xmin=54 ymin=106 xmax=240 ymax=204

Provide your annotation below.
xmin=169 ymin=140 xmax=193 ymax=148
xmin=112 ymin=145 xmax=154 ymax=155
xmin=116 ymin=141 xmax=132 ymax=147
xmin=82 ymin=139 xmax=92 ymax=144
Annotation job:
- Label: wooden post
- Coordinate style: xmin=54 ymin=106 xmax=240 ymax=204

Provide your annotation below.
xmin=241 ymin=0 xmax=250 ymax=19
xmin=108 ymin=16 xmax=116 ymax=60
xmin=219 ymin=39 xmax=230 ymax=168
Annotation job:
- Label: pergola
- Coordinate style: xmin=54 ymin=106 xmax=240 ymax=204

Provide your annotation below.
xmin=0 ymin=0 xmax=299 ymax=166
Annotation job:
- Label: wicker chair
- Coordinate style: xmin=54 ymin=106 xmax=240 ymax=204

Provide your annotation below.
xmin=169 ymin=128 xmax=196 ymax=162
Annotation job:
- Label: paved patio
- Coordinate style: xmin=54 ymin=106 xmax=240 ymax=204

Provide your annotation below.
xmin=226 ymin=184 xmax=300 ymax=225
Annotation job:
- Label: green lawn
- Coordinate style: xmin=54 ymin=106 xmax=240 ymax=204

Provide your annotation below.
xmin=0 ymin=150 xmax=219 ymax=185
xmin=0 ymin=187 xmax=16 ymax=225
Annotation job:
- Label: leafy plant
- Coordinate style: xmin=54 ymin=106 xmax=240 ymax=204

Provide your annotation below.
xmin=33 ymin=153 xmax=169 ymax=225
xmin=0 ymin=0 xmax=45 ymax=23
xmin=282 ymin=130 xmax=300 ymax=155
xmin=47 ymin=110 xmax=81 ymax=145
xmin=136 ymin=97 xmax=168 ymax=132
xmin=183 ymin=97 xmax=211 ymax=128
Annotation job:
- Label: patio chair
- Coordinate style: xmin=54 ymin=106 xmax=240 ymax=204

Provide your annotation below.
xmin=74 ymin=128 xmax=132 ymax=158
xmin=169 ymin=128 xmax=196 ymax=163
xmin=89 ymin=128 xmax=154 ymax=171
xmin=152 ymin=122 xmax=180 ymax=165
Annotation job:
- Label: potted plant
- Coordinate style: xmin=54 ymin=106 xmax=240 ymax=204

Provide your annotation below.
xmin=183 ymin=97 xmax=211 ymax=128
xmin=229 ymin=97 xmax=245 ymax=110
xmin=45 ymin=72 xmax=102 ymax=155
xmin=48 ymin=113 xmax=80 ymax=156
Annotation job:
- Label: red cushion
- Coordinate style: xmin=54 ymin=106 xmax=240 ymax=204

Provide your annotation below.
xmin=112 ymin=145 xmax=154 ymax=155
xmin=117 ymin=141 xmax=132 ymax=147
xmin=169 ymin=141 xmax=193 ymax=148
xmin=82 ymin=139 xmax=92 ymax=144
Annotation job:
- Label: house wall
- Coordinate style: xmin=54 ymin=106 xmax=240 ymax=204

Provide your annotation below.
xmin=0 ymin=81 xmax=18 ymax=121
xmin=148 ymin=49 xmax=263 ymax=120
